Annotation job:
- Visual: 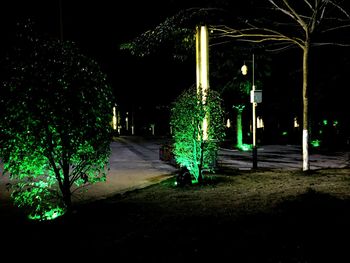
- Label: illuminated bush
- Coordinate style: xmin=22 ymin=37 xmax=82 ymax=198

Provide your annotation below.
xmin=0 ymin=21 xmax=113 ymax=220
xmin=170 ymin=86 xmax=225 ymax=183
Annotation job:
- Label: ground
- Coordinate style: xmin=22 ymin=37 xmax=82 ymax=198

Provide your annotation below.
xmin=1 ymin=168 xmax=350 ymax=262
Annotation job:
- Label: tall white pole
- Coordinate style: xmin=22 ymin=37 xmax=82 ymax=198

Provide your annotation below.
xmin=252 ymin=54 xmax=256 ymax=148
xmin=196 ymin=25 xmax=209 ymax=141
xmin=252 ymin=54 xmax=257 ymax=168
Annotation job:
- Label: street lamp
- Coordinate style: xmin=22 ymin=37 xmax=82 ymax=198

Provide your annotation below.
xmin=241 ymin=54 xmax=261 ymax=169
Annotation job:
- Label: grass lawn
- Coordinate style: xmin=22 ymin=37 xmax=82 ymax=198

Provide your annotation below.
xmin=2 ymin=168 xmax=350 ymax=262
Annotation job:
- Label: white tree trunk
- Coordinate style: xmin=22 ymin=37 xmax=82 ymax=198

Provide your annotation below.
xmin=302 ymin=43 xmax=310 ymax=171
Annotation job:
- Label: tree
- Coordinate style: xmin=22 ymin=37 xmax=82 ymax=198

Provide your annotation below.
xmin=209 ymin=0 xmax=350 ymax=171
xmin=170 ymin=85 xmax=225 ymax=183
xmin=120 ymin=6 xmax=274 ymax=151
xmin=211 ymin=47 xmax=269 ymax=150
xmin=0 ymin=21 xmax=114 ymax=220
xmin=122 ymin=2 xmax=350 ymax=171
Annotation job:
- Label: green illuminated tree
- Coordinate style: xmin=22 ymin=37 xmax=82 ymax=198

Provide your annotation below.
xmin=170 ymin=85 xmax=225 ymax=183
xmin=0 ymin=21 xmax=113 ymax=220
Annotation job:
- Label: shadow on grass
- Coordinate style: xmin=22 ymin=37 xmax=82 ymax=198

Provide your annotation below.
xmin=2 ymin=171 xmax=350 ymax=262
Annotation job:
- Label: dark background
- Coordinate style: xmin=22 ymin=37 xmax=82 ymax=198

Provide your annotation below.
xmin=1 ymin=1 xmax=349 ymax=143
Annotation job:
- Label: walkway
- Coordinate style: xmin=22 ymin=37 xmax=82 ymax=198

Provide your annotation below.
xmin=1 ymin=137 xmax=349 ymax=207
xmin=218 ymin=144 xmax=349 ymax=170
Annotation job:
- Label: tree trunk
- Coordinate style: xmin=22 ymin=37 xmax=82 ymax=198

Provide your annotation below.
xmin=198 ymin=140 xmax=204 ymax=183
xmin=302 ymin=42 xmax=310 ymax=171
xmin=62 ymin=178 xmax=72 ymax=213
xmin=62 ymin=156 xmax=73 ymax=213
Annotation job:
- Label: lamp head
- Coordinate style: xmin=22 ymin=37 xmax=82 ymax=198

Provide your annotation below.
xmin=241 ymin=64 xmax=248 ymax=75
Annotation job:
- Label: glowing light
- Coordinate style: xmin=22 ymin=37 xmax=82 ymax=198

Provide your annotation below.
xmin=196 ymin=25 xmax=209 ymax=141
xmin=226 ymin=118 xmax=231 ymax=128
xmin=241 ymin=64 xmax=248 ymax=75
xmin=28 ymin=207 xmax=66 ymax=221
xmin=257 ymin=117 xmax=264 ymax=128
xmin=112 ymin=106 xmax=117 ymax=130
xmin=233 ymin=105 xmax=245 ymax=151
xmin=200 ymin=26 xmax=209 ymax=103
xmin=239 ymin=144 xmax=252 ymax=151
xmin=323 ymin=119 xmax=328 ymax=126
xmin=311 ymin=139 xmax=321 ymax=148
xmin=236 ymin=121 xmax=243 ymax=150
xmin=191 ymin=179 xmax=199 ymax=184
xmin=294 ymin=117 xmax=299 ymax=128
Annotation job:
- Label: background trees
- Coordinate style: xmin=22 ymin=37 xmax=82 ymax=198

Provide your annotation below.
xmin=210 ymin=0 xmax=350 ymax=170
xmin=0 ymin=21 xmax=114 ymax=220
xmin=122 ymin=0 xmax=350 ymax=170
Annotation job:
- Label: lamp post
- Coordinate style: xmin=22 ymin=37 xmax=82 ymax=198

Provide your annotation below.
xmin=241 ymin=54 xmax=259 ymax=169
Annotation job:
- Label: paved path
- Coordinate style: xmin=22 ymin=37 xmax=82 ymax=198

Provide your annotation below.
xmin=218 ymin=144 xmax=349 ymax=171
xmin=71 ymin=136 xmax=178 ymax=204
xmin=0 ymin=136 xmax=178 ymax=207
xmin=1 ymin=137 xmax=349 ymax=208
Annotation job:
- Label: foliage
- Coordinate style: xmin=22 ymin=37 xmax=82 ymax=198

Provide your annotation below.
xmin=120 ymin=8 xmax=219 ymax=61
xmin=170 ymin=86 xmax=225 ymax=182
xmin=209 ymin=0 xmax=350 ymax=171
xmin=0 ymin=21 xmax=114 ymax=220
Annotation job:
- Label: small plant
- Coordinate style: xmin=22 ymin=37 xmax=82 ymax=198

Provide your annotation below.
xmin=170 ymin=85 xmax=225 ymax=183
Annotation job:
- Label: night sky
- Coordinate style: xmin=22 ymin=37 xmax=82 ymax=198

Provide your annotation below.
xmin=0 ymin=0 xmax=199 ymax=106
xmin=1 ymin=1 xmax=349 ymax=138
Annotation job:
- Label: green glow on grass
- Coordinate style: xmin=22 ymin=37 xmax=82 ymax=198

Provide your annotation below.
xmin=191 ymin=179 xmax=199 ymax=184
xmin=240 ymin=144 xmax=252 ymax=151
xmin=311 ymin=139 xmax=321 ymax=148
xmin=28 ymin=207 xmax=66 ymax=221
xmin=323 ymin=119 xmax=328 ymax=126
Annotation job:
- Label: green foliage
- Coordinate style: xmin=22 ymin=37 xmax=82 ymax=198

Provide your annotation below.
xmin=120 ymin=8 xmax=215 ymax=61
xmin=0 ymin=21 xmax=114 ymax=219
xmin=11 ymin=179 xmax=66 ymax=221
xmin=170 ymin=86 xmax=225 ymax=182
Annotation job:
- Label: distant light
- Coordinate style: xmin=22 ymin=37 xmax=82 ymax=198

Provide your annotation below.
xmin=112 ymin=106 xmax=117 ymax=130
xmin=240 ymin=144 xmax=252 ymax=151
xmin=241 ymin=64 xmax=248 ymax=75
xmin=257 ymin=117 xmax=264 ymax=128
xmin=311 ymin=139 xmax=321 ymax=148
xmin=226 ymin=118 xmax=231 ymax=128
xmin=294 ymin=117 xmax=299 ymax=128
